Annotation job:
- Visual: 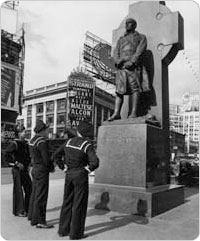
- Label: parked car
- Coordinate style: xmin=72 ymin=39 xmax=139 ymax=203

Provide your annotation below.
xmin=177 ymin=159 xmax=199 ymax=186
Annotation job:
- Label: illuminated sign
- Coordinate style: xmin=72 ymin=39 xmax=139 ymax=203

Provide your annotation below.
xmin=82 ymin=31 xmax=115 ymax=84
xmin=68 ymin=72 xmax=95 ymax=127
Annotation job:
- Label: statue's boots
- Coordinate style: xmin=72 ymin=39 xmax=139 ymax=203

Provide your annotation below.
xmin=108 ymin=96 xmax=123 ymax=121
xmin=128 ymin=92 xmax=139 ymax=118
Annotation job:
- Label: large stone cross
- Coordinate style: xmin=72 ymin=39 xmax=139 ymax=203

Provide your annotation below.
xmin=112 ymin=1 xmax=184 ymax=129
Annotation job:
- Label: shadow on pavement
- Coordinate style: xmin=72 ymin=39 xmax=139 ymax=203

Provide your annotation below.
xmin=85 ymin=214 xmax=148 ymax=237
xmin=47 ymin=208 xmax=110 ymax=226
xmin=87 ymin=208 xmax=110 ymax=217
xmin=47 ymin=206 xmax=61 ymax=212
xmin=47 ymin=218 xmax=60 ymax=226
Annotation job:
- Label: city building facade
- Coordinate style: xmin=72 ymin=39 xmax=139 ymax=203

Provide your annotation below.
xmin=1 ymin=3 xmax=25 ymax=141
xmin=17 ymin=80 xmax=115 ymax=140
xmin=17 ymin=81 xmax=199 ymax=155
xmin=169 ymin=92 xmax=200 ymax=154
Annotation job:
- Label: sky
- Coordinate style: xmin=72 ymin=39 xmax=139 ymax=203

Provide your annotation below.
xmin=2 ymin=0 xmax=200 ymax=105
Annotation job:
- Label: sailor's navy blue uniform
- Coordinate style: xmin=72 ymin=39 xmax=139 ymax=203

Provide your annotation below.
xmin=53 ymin=136 xmax=99 ymax=239
xmin=5 ymin=138 xmax=32 ymax=216
xmin=28 ymin=135 xmax=54 ymax=225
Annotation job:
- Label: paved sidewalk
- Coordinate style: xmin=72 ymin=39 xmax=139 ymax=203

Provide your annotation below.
xmin=1 ymin=175 xmax=199 ymax=240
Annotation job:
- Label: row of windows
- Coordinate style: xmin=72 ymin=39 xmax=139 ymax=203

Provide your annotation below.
xmin=27 ymin=113 xmax=66 ymax=128
xmin=17 ymin=119 xmax=24 ymax=127
xmin=170 ymin=115 xmax=199 ymax=121
xmin=26 ymin=105 xmax=112 ymax=131
xmin=27 ymin=99 xmax=66 ymax=116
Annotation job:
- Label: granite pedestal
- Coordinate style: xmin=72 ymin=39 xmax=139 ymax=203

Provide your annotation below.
xmin=89 ymin=121 xmax=184 ymax=217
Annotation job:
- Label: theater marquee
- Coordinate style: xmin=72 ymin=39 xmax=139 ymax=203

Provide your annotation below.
xmin=68 ymin=71 xmax=95 ymax=127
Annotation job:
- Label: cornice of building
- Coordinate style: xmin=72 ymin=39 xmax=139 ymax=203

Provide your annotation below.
xmin=24 ymin=80 xmax=115 ymax=103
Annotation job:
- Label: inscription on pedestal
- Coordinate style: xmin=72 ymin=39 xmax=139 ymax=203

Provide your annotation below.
xmin=95 ymin=123 xmax=168 ymax=188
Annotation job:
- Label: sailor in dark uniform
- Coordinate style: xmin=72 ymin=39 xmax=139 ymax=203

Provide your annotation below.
xmin=52 ymin=121 xmax=99 ymax=239
xmin=28 ymin=119 xmax=55 ymax=228
xmin=5 ymin=125 xmax=32 ymax=217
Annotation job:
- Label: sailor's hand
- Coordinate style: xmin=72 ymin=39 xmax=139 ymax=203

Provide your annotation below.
xmin=84 ymin=165 xmax=91 ymax=174
xmin=123 ymin=61 xmax=134 ymax=69
xmin=63 ymin=165 xmax=68 ymax=173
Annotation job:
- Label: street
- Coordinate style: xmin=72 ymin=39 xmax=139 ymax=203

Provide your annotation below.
xmin=1 ymin=168 xmax=199 ymax=240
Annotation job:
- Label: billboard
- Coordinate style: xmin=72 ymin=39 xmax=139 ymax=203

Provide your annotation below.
xmin=1 ymin=63 xmax=20 ymax=112
xmin=68 ymin=71 xmax=95 ymax=127
xmin=82 ymin=31 xmax=115 ymax=84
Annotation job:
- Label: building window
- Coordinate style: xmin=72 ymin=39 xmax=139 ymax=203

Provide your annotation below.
xmin=17 ymin=119 xmax=24 ymax=127
xmin=36 ymin=103 xmax=43 ymax=114
xmin=27 ymin=117 xmax=32 ymax=128
xmin=56 ymin=127 xmax=65 ymax=138
xmin=57 ymin=99 xmax=66 ymax=111
xmin=46 ymin=101 xmax=54 ymax=112
xmin=46 ymin=114 xmax=54 ymax=126
xmin=57 ymin=113 xmax=65 ymax=125
xmin=27 ymin=105 xmax=32 ymax=116
xmin=103 ymin=107 xmax=108 ymax=121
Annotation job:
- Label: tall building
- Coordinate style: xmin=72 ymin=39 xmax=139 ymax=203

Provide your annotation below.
xmin=17 ymin=80 xmax=115 ymax=140
xmin=1 ymin=2 xmax=26 ymax=167
xmin=1 ymin=3 xmax=25 ymax=139
xmin=169 ymin=92 xmax=200 ymax=154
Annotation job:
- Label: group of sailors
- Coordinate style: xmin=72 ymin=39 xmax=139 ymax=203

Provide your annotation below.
xmin=5 ymin=119 xmax=99 ymax=240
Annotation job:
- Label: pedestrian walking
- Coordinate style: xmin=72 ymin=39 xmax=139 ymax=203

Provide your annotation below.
xmin=28 ymin=119 xmax=55 ymax=228
xmin=52 ymin=121 xmax=99 ymax=239
xmin=5 ymin=125 xmax=32 ymax=217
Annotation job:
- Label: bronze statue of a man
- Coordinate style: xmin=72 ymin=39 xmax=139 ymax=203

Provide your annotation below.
xmin=108 ymin=18 xmax=150 ymax=121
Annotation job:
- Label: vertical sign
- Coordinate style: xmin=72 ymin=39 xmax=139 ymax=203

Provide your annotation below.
xmin=68 ymin=72 xmax=95 ymax=127
xmin=1 ymin=63 xmax=20 ymax=112
xmin=1 ymin=65 xmax=16 ymax=108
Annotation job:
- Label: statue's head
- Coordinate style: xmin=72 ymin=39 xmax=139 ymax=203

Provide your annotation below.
xmin=125 ymin=18 xmax=137 ymax=32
